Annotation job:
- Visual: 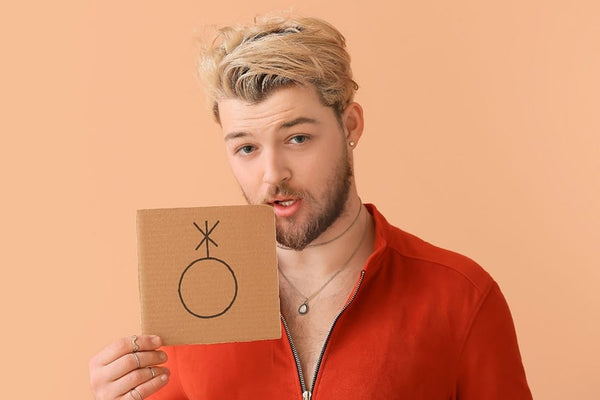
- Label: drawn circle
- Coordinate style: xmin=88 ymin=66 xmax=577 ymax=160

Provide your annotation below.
xmin=178 ymin=257 xmax=238 ymax=319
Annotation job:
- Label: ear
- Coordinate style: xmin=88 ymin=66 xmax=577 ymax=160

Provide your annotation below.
xmin=342 ymin=102 xmax=364 ymax=148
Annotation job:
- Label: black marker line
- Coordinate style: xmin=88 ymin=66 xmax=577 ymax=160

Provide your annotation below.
xmin=193 ymin=220 xmax=220 ymax=255
xmin=177 ymin=256 xmax=238 ymax=319
xmin=204 ymin=221 xmax=209 ymax=257
xmin=193 ymin=222 xmax=205 ymax=251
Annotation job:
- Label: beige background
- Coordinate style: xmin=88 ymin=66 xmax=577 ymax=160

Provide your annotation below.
xmin=2 ymin=0 xmax=598 ymax=399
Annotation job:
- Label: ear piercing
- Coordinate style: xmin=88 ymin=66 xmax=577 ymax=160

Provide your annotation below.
xmin=349 ymin=141 xmax=356 ymax=147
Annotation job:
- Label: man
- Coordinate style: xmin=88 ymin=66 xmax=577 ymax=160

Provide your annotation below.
xmin=89 ymin=15 xmax=532 ymax=399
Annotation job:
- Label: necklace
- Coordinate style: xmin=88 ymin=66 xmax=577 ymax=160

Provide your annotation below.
xmin=278 ymin=209 xmax=368 ymax=315
xmin=276 ymin=200 xmax=363 ymax=249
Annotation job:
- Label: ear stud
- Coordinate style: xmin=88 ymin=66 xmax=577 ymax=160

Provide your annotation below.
xmin=349 ymin=141 xmax=356 ymax=147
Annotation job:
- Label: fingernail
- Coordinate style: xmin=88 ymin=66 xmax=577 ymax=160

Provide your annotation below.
xmin=159 ymin=351 xmax=167 ymax=361
xmin=160 ymin=374 xmax=168 ymax=382
xmin=150 ymin=335 xmax=161 ymax=346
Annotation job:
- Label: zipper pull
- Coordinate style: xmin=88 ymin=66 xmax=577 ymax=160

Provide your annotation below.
xmin=302 ymin=390 xmax=312 ymax=400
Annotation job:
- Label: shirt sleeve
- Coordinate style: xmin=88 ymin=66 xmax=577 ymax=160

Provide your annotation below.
xmin=456 ymin=282 xmax=533 ymax=399
xmin=147 ymin=345 xmax=188 ymax=400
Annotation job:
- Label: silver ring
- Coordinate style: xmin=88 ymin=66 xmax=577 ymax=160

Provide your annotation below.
xmin=129 ymin=388 xmax=143 ymax=400
xmin=148 ymin=366 xmax=156 ymax=378
xmin=131 ymin=335 xmax=140 ymax=352
xmin=132 ymin=352 xmax=141 ymax=369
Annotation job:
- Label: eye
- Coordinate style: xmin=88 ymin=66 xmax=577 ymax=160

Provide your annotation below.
xmin=236 ymin=145 xmax=255 ymax=156
xmin=289 ymin=135 xmax=309 ymax=144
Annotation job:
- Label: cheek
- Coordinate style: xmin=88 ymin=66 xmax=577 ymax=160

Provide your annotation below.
xmin=230 ymin=162 xmax=249 ymax=184
xmin=229 ymin=160 xmax=260 ymax=191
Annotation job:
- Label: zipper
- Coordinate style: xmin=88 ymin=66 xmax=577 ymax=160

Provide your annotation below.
xmin=282 ymin=270 xmax=366 ymax=400
xmin=281 ymin=315 xmax=308 ymax=395
xmin=310 ymin=270 xmax=365 ymax=396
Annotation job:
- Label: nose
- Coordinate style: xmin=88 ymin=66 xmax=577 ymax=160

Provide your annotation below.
xmin=262 ymin=148 xmax=291 ymax=186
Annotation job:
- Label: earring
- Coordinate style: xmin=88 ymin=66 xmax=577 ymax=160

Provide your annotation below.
xmin=349 ymin=141 xmax=356 ymax=147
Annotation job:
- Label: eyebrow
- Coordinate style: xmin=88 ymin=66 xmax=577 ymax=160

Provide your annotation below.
xmin=224 ymin=132 xmax=249 ymax=141
xmin=224 ymin=117 xmax=318 ymax=141
xmin=280 ymin=117 xmax=318 ymax=129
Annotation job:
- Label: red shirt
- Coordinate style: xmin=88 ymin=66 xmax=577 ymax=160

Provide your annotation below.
xmin=151 ymin=204 xmax=532 ymax=399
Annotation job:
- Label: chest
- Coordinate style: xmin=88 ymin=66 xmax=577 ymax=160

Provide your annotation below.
xmin=280 ymin=288 xmax=351 ymax=390
xmin=178 ymin=281 xmax=463 ymax=399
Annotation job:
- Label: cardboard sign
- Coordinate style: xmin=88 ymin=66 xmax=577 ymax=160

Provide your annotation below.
xmin=136 ymin=205 xmax=281 ymax=345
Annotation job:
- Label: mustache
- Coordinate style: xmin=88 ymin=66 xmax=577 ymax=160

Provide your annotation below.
xmin=263 ymin=183 xmax=311 ymax=202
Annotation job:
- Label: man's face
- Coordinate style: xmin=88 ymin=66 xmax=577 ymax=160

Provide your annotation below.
xmin=219 ymin=85 xmax=353 ymax=250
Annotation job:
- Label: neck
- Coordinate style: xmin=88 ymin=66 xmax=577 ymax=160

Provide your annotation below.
xmin=276 ymin=195 xmax=374 ymax=280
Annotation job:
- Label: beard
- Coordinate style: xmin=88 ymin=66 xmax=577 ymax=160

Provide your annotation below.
xmin=274 ymin=160 xmax=352 ymax=250
xmin=242 ymin=150 xmax=353 ymax=251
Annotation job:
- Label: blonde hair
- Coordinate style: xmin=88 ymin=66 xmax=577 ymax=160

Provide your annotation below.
xmin=199 ymin=15 xmax=359 ymax=122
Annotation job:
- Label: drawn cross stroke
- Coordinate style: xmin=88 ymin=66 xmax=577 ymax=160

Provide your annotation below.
xmin=193 ymin=220 xmax=220 ymax=257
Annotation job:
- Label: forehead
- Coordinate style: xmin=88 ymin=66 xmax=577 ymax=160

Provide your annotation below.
xmin=217 ymin=85 xmax=336 ymax=134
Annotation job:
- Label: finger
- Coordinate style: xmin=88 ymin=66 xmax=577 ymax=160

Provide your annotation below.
xmin=146 ymin=365 xmax=162 ymax=379
xmin=106 ymin=350 xmax=168 ymax=382
xmin=116 ymin=370 xmax=170 ymax=400
xmin=111 ymin=366 xmax=170 ymax=397
xmin=101 ymin=365 xmax=170 ymax=400
xmin=93 ymin=335 xmax=162 ymax=367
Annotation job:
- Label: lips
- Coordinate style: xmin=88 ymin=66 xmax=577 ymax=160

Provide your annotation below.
xmin=268 ymin=197 xmax=302 ymax=218
xmin=276 ymin=199 xmax=296 ymax=207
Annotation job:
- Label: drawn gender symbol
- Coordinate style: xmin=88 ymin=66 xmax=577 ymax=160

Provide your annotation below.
xmin=178 ymin=220 xmax=238 ymax=319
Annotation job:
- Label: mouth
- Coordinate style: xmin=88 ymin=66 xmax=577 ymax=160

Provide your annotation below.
xmin=267 ymin=194 xmax=300 ymax=206
xmin=273 ymin=199 xmax=297 ymax=207
xmin=267 ymin=197 xmax=302 ymax=217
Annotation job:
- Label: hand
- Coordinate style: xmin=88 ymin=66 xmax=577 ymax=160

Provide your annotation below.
xmin=89 ymin=335 xmax=170 ymax=400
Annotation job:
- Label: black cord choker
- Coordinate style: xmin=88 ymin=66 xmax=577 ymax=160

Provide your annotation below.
xmin=276 ymin=200 xmax=363 ymax=250
xmin=278 ymin=209 xmax=367 ymax=315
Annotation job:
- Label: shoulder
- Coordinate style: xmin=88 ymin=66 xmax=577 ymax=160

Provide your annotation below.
xmin=367 ymin=204 xmax=493 ymax=295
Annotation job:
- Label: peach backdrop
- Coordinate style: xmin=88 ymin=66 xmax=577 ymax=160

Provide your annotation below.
xmin=2 ymin=0 xmax=598 ymax=399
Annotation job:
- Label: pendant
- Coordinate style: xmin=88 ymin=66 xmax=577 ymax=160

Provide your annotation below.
xmin=298 ymin=302 xmax=309 ymax=315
